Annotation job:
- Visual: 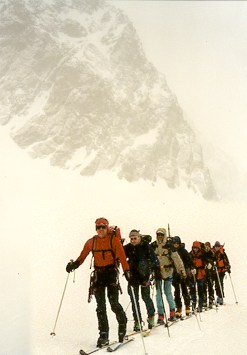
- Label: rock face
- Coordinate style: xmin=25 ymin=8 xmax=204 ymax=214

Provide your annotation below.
xmin=0 ymin=0 xmax=217 ymax=199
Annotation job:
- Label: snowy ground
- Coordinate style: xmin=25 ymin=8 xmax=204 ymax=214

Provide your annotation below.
xmin=1 ymin=129 xmax=247 ymax=355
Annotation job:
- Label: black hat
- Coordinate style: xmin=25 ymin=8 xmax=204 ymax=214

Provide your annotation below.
xmin=173 ymin=236 xmax=181 ymax=245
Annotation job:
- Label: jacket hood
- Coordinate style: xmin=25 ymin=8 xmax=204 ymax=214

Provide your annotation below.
xmin=156 ymin=227 xmax=167 ymax=236
xmin=156 ymin=227 xmax=167 ymax=243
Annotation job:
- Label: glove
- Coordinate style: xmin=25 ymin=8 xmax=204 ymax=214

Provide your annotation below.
xmin=207 ymin=263 xmax=212 ymax=270
xmin=191 ymin=269 xmax=196 ymax=275
xmin=154 ymin=268 xmax=163 ymax=281
xmin=227 ymin=267 xmax=231 ymax=274
xmin=124 ymin=270 xmax=132 ymax=282
xmin=66 ymin=260 xmax=80 ymax=273
xmin=180 ymin=270 xmax=187 ymax=279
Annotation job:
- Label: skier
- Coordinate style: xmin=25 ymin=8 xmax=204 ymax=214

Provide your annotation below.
xmin=65 ymin=217 xmax=130 ymax=348
xmin=213 ymin=241 xmax=231 ymax=305
xmin=189 ymin=241 xmax=207 ymax=312
xmin=203 ymin=242 xmax=216 ymax=309
xmin=151 ymin=228 xmax=186 ymax=324
xmin=172 ymin=236 xmax=194 ymax=317
xmin=124 ymin=229 xmax=161 ymax=331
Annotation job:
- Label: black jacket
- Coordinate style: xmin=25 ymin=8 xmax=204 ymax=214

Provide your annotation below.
xmin=124 ymin=241 xmax=160 ymax=284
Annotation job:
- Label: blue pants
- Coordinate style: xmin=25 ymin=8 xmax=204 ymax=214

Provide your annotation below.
xmin=155 ymin=276 xmax=175 ymax=314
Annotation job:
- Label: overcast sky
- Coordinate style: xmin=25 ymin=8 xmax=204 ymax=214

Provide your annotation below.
xmin=110 ymin=1 xmax=247 ymax=177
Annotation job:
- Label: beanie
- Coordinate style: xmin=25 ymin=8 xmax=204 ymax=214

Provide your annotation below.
xmin=129 ymin=229 xmax=140 ymax=238
xmin=192 ymin=241 xmax=201 ymax=249
xmin=214 ymin=241 xmax=221 ymax=247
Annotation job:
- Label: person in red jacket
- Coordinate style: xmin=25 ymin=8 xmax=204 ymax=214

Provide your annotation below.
xmin=213 ymin=241 xmax=231 ymax=305
xmin=189 ymin=241 xmax=207 ymax=312
xmin=66 ymin=217 xmax=130 ymax=348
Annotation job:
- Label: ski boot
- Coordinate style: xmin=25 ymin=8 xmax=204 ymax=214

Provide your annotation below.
xmin=157 ymin=314 xmax=165 ymax=325
xmin=147 ymin=315 xmax=155 ymax=329
xmin=97 ymin=332 xmax=109 ymax=348
xmin=133 ymin=321 xmax=141 ymax=332
xmin=217 ymin=296 xmax=223 ymax=305
xmin=168 ymin=310 xmax=176 ymax=322
xmin=175 ymin=308 xmax=182 ymax=319
xmin=118 ymin=317 xmax=127 ymax=343
xmin=185 ymin=306 xmax=191 ymax=316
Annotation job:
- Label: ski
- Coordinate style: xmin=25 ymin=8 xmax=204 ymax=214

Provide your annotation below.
xmin=180 ymin=314 xmax=194 ymax=321
xmin=79 ymin=341 xmax=117 ymax=355
xmin=107 ymin=337 xmax=134 ymax=352
xmin=126 ymin=322 xmax=163 ymax=338
xmin=141 ymin=329 xmax=151 ymax=337
xmin=126 ymin=328 xmax=149 ymax=338
xmin=165 ymin=319 xmax=180 ymax=327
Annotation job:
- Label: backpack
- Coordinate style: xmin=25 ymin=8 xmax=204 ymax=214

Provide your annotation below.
xmin=141 ymin=234 xmax=152 ymax=244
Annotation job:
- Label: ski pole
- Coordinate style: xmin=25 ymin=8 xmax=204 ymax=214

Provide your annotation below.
xmin=157 ymin=280 xmax=170 ymax=337
xmin=228 ymin=273 xmax=238 ymax=304
xmin=193 ymin=274 xmax=202 ymax=322
xmin=190 ymin=282 xmax=201 ymax=330
xmin=130 ymin=286 xmax=148 ymax=355
xmin=214 ymin=265 xmax=224 ymax=304
xmin=213 ymin=293 xmax=219 ymax=313
xmin=124 ymin=300 xmax=131 ymax=313
xmin=50 ymin=272 xmax=70 ymax=336
xmin=190 ymin=298 xmax=201 ymax=330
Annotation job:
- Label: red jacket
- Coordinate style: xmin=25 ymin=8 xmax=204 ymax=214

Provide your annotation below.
xmin=190 ymin=249 xmax=206 ymax=280
xmin=213 ymin=246 xmax=230 ymax=274
xmin=76 ymin=233 xmax=129 ymax=271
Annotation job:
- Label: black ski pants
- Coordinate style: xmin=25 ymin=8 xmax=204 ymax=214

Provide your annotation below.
xmin=93 ymin=268 xmax=127 ymax=336
xmin=203 ymin=270 xmax=215 ymax=304
xmin=173 ymin=278 xmax=191 ymax=309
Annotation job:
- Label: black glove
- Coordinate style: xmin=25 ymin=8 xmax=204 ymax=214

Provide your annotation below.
xmin=66 ymin=260 xmax=80 ymax=273
xmin=124 ymin=270 xmax=132 ymax=282
xmin=227 ymin=268 xmax=231 ymax=274
xmin=154 ymin=268 xmax=163 ymax=281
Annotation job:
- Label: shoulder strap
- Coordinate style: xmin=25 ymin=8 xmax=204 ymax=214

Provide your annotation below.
xmin=90 ymin=234 xmax=117 ymax=268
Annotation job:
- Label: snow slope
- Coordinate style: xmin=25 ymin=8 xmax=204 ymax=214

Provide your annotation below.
xmin=1 ymin=128 xmax=247 ymax=355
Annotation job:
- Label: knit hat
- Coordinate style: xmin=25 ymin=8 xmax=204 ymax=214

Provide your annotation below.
xmin=156 ymin=228 xmax=167 ymax=236
xmin=192 ymin=241 xmax=201 ymax=249
xmin=214 ymin=241 xmax=221 ymax=247
xmin=129 ymin=229 xmax=140 ymax=238
xmin=95 ymin=217 xmax=109 ymax=226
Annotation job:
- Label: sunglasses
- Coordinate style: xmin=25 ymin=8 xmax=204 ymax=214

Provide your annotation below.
xmin=130 ymin=237 xmax=138 ymax=241
xmin=96 ymin=225 xmax=107 ymax=230
xmin=157 ymin=233 xmax=164 ymax=237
